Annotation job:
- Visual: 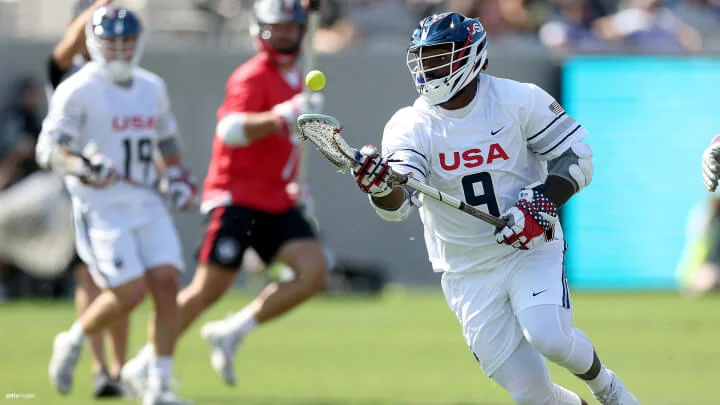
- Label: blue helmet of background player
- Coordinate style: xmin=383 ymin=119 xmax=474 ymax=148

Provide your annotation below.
xmin=85 ymin=6 xmax=144 ymax=83
xmin=406 ymin=13 xmax=489 ymax=106
xmin=250 ymin=0 xmax=307 ymax=65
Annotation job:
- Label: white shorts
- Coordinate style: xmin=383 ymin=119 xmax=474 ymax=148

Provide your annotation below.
xmin=73 ymin=202 xmax=184 ymax=289
xmin=440 ymin=240 xmax=571 ymax=377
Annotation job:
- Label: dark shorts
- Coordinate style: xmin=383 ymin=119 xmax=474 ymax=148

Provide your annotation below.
xmin=69 ymin=253 xmax=85 ymax=270
xmin=197 ymin=205 xmax=316 ymax=270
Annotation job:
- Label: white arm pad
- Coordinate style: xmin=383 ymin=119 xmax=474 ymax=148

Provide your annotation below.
xmin=36 ymin=133 xmax=78 ymax=173
xmin=36 ymin=141 xmax=86 ymax=176
xmin=369 ymin=189 xmax=417 ymax=222
xmin=216 ymin=113 xmax=248 ymax=146
xmin=35 ymin=135 xmax=54 ymax=170
xmin=568 ymin=142 xmax=593 ymax=191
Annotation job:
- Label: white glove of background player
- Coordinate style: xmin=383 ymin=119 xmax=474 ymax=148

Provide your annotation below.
xmin=352 ymin=145 xmax=392 ymax=198
xmin=272 ymin=92 xmax=325 ymax=133
xmin=79 ymin=153 xmax=119 ymax=188
xmin=702 ymin=135 xmax=720 ymax=191
xmin=165 ymin=165 xmax=198 ymax=211
xmin=287 ymin=182 xmax=314 ymax=219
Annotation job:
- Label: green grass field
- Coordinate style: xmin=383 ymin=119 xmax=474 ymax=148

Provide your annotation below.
xmin=0 ymin=289 xmax=718 ymax=405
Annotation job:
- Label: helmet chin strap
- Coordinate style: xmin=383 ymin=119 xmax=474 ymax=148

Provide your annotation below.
xmin=104 ymin=61 xmax=134 ymax=84
xmin=251 ymin=22 xmax=305 ymax=66
xmin=86 ymin=34 xmax=144 ymax=85
xmin=254 ymin=37 xmax=300 ymax=66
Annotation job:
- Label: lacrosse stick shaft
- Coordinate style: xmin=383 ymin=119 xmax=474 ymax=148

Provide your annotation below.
xmin=398 ymin=175 xmax=506 ymax=228
xmin=304 ymin=0 xmax=321 ymax=81
xmin=298 ymin=0 xmax=321 ymax=185
xmin=75 ymin=142 xmax=172 ymax=196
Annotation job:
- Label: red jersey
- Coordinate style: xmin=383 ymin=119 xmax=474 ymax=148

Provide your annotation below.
xmin=202 ymin=53 xmax=303 ymax=214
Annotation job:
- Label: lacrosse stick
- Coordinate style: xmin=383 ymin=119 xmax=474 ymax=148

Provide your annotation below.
xmin=303 ymin=0 xmax=321 ymax=78
xmin=296 ymin=114 xmax=507 ymax=228
xmin=77 ymin=142 xmax=200 ymax=210
xmin=297 ymin=0 xmax=322 ymax=185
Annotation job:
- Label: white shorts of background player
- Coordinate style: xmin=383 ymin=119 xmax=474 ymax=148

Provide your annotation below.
xmin=72 ymin=200 xmax=185 ymax=289
xmin=441 ymin=240 xmax=570 ymax=377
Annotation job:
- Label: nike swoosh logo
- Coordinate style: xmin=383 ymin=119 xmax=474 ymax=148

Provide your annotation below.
xmin=490 ymin=126 xmax=505 ymax=136
xmin=532 ymin=290 xmax=547 ymax=297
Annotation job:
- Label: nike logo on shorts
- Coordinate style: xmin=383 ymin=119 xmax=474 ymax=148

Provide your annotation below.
xmin=532 ymin=290 xmax=547 ymax=297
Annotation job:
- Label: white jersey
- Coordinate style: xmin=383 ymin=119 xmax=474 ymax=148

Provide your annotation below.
xmin=382 ymin=74 xmax=588 ymax=273
xmin=38 ymin=62 xmax=178 ymax=215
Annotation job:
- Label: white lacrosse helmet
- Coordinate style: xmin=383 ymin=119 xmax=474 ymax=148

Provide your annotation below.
xmin=250 ymin=0 xmax=307 ymax=65
xmin=85 ymin=5 xmax=144 ymax=83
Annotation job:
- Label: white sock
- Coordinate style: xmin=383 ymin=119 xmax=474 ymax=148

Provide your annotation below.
xmin=585 ymin=367 xmax=613 ymax=393
xmin=225 ymin=306 xmax=258 ymax=337
xmin=135 ymin=343 xmax=154 ymax=365
xmin=148 ymin=355 xmax=173 ymax=389
xmin=67 ymin=321 xmax=86 ymax=346
xmin=552 ymin=384 xmax=584 ymax=405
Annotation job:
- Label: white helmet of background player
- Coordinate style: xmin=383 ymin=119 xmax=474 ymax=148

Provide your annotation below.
xmin=406 ymin=12 xmax=489 ymax=106
xmin=85 ymin=6 xmax=144 ymax=83
xmin=250 ymin=0 xmax=307 ymax=65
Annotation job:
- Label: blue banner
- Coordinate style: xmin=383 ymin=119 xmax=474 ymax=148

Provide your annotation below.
xmin=562 ymin=56 xmax=720 ymax=289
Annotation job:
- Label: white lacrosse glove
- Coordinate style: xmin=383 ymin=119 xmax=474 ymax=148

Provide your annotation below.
xmin=165 ymin=165 xmax=198 ymax=211
xmin=272 ymin=92 xmax=325 ymax=133
xmin=352 ymin=145 xmax=392 ymax=198
xmin=287 ymin=182 xmax=314 ymax=219
xmin=702 ymin=135 xmax=720 ymax=191
xmin=78 ymin=153 xmax=119 ymax=188
xmin=495 ymin=182 xmax=558 ymax=250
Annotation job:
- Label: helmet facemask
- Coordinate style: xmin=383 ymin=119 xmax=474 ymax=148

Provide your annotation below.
xmin=407 ymin=38 xmax=487 ymax=106
xmin=251 ymin=21 xmax=306 ymax=65
xmin=250 ymin=0 xmax=307 ymax=65
xmin=85 ymin=8 xmax=144 ymax=84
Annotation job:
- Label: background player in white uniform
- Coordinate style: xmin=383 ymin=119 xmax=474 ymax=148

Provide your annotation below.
xmin=38 ymin=6 xmax=195 ymax=405
xmin=351 ymin=12 xmax=640 ymax=405
xmin=696 ymin=134 xmax=720 ymax=293
xmin=47 ymin=0 xmax=130 ymax=397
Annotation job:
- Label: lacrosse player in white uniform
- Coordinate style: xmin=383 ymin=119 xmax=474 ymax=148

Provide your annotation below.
xmin=48 ymin=1 xmax=131 ymax=397
xmin=693 ymin=135 xmax=720 ymax=293
xmin=351 ymin=12 xmax=640 ymax=405
xmin=38 ymin=6 xmax=195 ymax=405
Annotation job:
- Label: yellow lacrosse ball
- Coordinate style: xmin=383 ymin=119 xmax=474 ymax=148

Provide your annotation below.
xmin=305 ymin=70 xmax=326 ymax=91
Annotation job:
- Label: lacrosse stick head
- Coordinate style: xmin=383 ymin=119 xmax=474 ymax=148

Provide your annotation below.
xmin=297 ymin=114 xmax=360 ymax=173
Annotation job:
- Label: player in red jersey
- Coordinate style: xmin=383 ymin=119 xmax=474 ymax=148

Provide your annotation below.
xmin=121 ymin=0 xmax=328 ymax=390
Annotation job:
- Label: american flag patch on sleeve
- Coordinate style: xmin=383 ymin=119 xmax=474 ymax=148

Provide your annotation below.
xmin=549 ymin=101 xmax=565 ymax=115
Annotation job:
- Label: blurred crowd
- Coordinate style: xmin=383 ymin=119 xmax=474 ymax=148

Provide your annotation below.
xmin=2 ymin=0 xmax=720 ymax=53
xmin=0 ymin=76 xmax=72 ymax=301
xmin=189 ymin=0 xmax=720 ymax=53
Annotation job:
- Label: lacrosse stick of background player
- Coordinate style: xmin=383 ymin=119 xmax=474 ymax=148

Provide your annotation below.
xmin=70 ymin=142 xmax=200 ymax=209
xmin=297 ymin=0 xmax=321 ymax=187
